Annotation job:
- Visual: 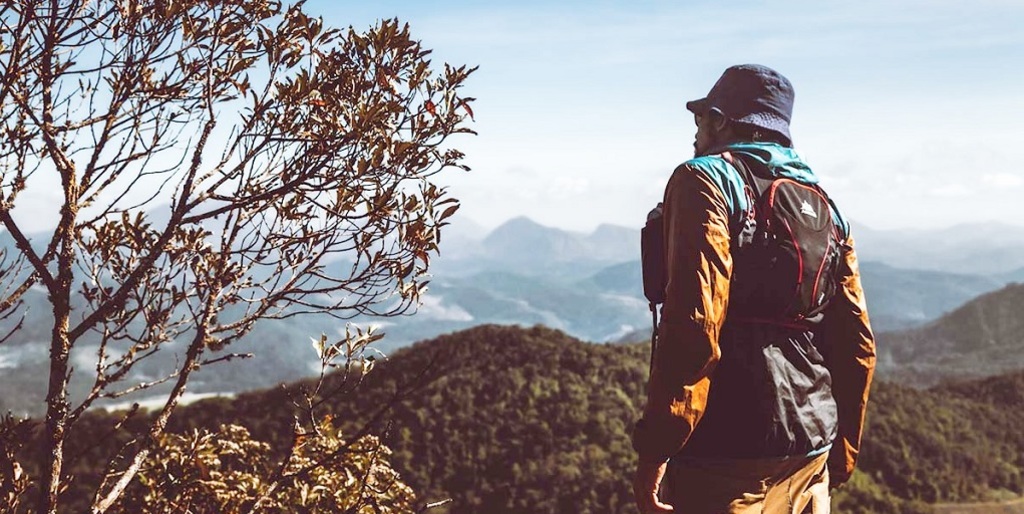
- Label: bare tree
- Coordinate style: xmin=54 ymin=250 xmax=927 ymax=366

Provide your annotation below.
xmin=0 ymin=0 xmax=475 ymax=512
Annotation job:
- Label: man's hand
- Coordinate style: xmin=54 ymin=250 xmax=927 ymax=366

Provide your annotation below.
xmin=829 ymin=467 xmax=848 ymax=492
xmin=632 ymin=459 xmax=674 ymax=513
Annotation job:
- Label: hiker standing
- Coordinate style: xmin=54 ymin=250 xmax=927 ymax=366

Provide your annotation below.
xmin=632 ymin=64 xmax=877 ymax=513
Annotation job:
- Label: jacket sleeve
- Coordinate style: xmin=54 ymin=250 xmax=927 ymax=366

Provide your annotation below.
xmin=819 ymin=235 xmax=877 ymax=484
xmin=632 ymin=164 xmax=732 ymax=463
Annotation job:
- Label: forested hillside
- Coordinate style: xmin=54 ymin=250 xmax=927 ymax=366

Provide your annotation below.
xmin=16 ymin=324 xmax=1024 ymax=512
xmin=158 ymin=325 xmax=1024 ymax=513
xmin=174 ymin=325 xmax=649 ymax=513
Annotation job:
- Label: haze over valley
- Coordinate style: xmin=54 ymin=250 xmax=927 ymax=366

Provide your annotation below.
xmin=4 ymin=216 xmax=1024 ymax=417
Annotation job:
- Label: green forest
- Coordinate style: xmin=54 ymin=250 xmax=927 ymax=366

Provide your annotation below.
xmin=16 ymin=324 xmax=1024 ymax=513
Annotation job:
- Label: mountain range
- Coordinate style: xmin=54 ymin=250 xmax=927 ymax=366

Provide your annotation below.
xmin=3 ymin=216 xmax=1024 ymax=417
xmin=850 ymin=222 xmax=1024 ymax=276
xmin=390 ymin=216 xmax=1024 ymax=342
xmin=876 ymin=283 xmax=1024 ymax=387
xmin=436 ymin=217 xmax=1024 ymax=277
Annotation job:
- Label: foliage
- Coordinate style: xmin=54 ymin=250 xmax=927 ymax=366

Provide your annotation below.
xmin=830 ymin=471 xmax=931 ymax=514
xmin=12 ymin=328 xmax=431 ymax=513
xmin=144 ymin=325 xmax=648 ymax=513
xmin=112 ymin=421 xmax=415 ymax=514
xmin=0 ymin=414 xmax=31 ymax=514
xmin=859 ymin=380 xmax=1024 ymax=505
xmin=154 ymin=324 xmax=1024 ymax=514
xmin=0 ymin=0 xmax=473 ymax=511
xmin=13 ymin=323 xmax=1024 ymax=512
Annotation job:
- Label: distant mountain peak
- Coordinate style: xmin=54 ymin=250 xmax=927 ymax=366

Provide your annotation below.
xmin=487 ymin=217 xmax=637 ymax=239
xmin=496 ymin=215 xmax=543 ymax=228
xmin=480 ymin=217 xmax=638 ymax=267
xmin=590 ymin=223 xmax=636 ymax=237
xmin=485 ymin=216 xmax=564 ymax=241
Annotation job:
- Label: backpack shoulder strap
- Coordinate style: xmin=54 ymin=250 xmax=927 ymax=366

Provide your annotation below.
xmin=723 ymin=151 xmax=846 ymax=238
xmin=720 ymin=151 xmax=769 ymax=247
xmin=720 ymin=151 xmax=773 ymax=199
xmin=824 ymin=194 xmax=851 ymax=242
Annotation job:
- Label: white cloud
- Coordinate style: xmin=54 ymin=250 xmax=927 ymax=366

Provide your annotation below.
xmin=982 ymin=173 xmax=1024 ymax=188
xmin=307 ymin=0 xmax=1024 ymax=233
xmin=928 ymin=183 xmax=972 ymax=198
xmin=416 ymin=295 xmax=474 ymax=322
xmin=14 ymin=1 xmax=1019 ymax=235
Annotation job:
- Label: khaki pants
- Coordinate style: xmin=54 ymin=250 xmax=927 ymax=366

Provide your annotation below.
xmin=661 ymin=452 xmax=830 ymax=514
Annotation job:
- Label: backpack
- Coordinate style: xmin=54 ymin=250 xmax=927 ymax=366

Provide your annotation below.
xmin=724 ymin=151 xmax=843 ymax=324
xmin=640 ymin=203 xmax=665 ymax=372
xmin=641 ymin=203 xmax=666 ymax=306
xmin=640 ymin=152 xmax=843 ymax=325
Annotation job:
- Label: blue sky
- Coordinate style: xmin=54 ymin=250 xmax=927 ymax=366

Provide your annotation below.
xmin=309 ymin=0 xmax=1024 ymax=233
xmin=8 ymin=2 xmax=1020 ymax=234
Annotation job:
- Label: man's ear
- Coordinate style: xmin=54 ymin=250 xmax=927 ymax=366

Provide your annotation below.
xmin=708 ymin=108 xmax=730 ymax=133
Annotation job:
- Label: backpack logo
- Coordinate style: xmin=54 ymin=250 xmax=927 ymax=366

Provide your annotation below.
xmin=800 ymin=200 xmax=817 ymax=218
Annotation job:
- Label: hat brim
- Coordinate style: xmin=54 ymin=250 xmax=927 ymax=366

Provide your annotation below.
xmin=686 ymin=98 xmax=711 ymax=115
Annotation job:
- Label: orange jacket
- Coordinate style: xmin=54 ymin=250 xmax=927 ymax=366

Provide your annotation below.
xmin=633 ymin=146 xmax=876 ymax=484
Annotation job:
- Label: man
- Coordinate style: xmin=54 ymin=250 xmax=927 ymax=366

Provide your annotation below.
xmin=632 ymin=64 xmax=876 ymax=513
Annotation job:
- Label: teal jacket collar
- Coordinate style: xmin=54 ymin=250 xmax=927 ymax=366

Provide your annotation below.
xmin=711 ymin=142 xmax=818 ymax=184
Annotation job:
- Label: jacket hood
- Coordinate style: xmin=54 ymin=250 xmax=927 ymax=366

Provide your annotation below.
xmin=721 ymin=142 xmax=817 ymax=184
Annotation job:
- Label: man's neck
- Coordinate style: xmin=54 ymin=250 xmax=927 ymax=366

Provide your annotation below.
xmin=698 ymin=139 xmax=769 ymax=157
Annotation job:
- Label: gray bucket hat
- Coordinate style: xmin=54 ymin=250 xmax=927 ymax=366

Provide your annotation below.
xmin=686 ymin=64 xmax=795 ymax=144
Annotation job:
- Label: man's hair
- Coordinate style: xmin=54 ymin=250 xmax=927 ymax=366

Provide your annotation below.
xmin=730 ymin=121 xmax=792 ymax=147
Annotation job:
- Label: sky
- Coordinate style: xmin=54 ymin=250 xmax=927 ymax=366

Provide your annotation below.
xmin=305 ymin=0 xmax=1024 ymax=234
xmin=6 ymin=1 xmax=1022 ymax=235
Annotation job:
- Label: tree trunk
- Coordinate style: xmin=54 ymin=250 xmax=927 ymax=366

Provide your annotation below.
xmin=41 ymin=292 xmax=72 ymax=514
xmin=40 ymin=196 xmax=76 ymax=513
xmin=38 ymin=1 xmax=78 ymax=509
